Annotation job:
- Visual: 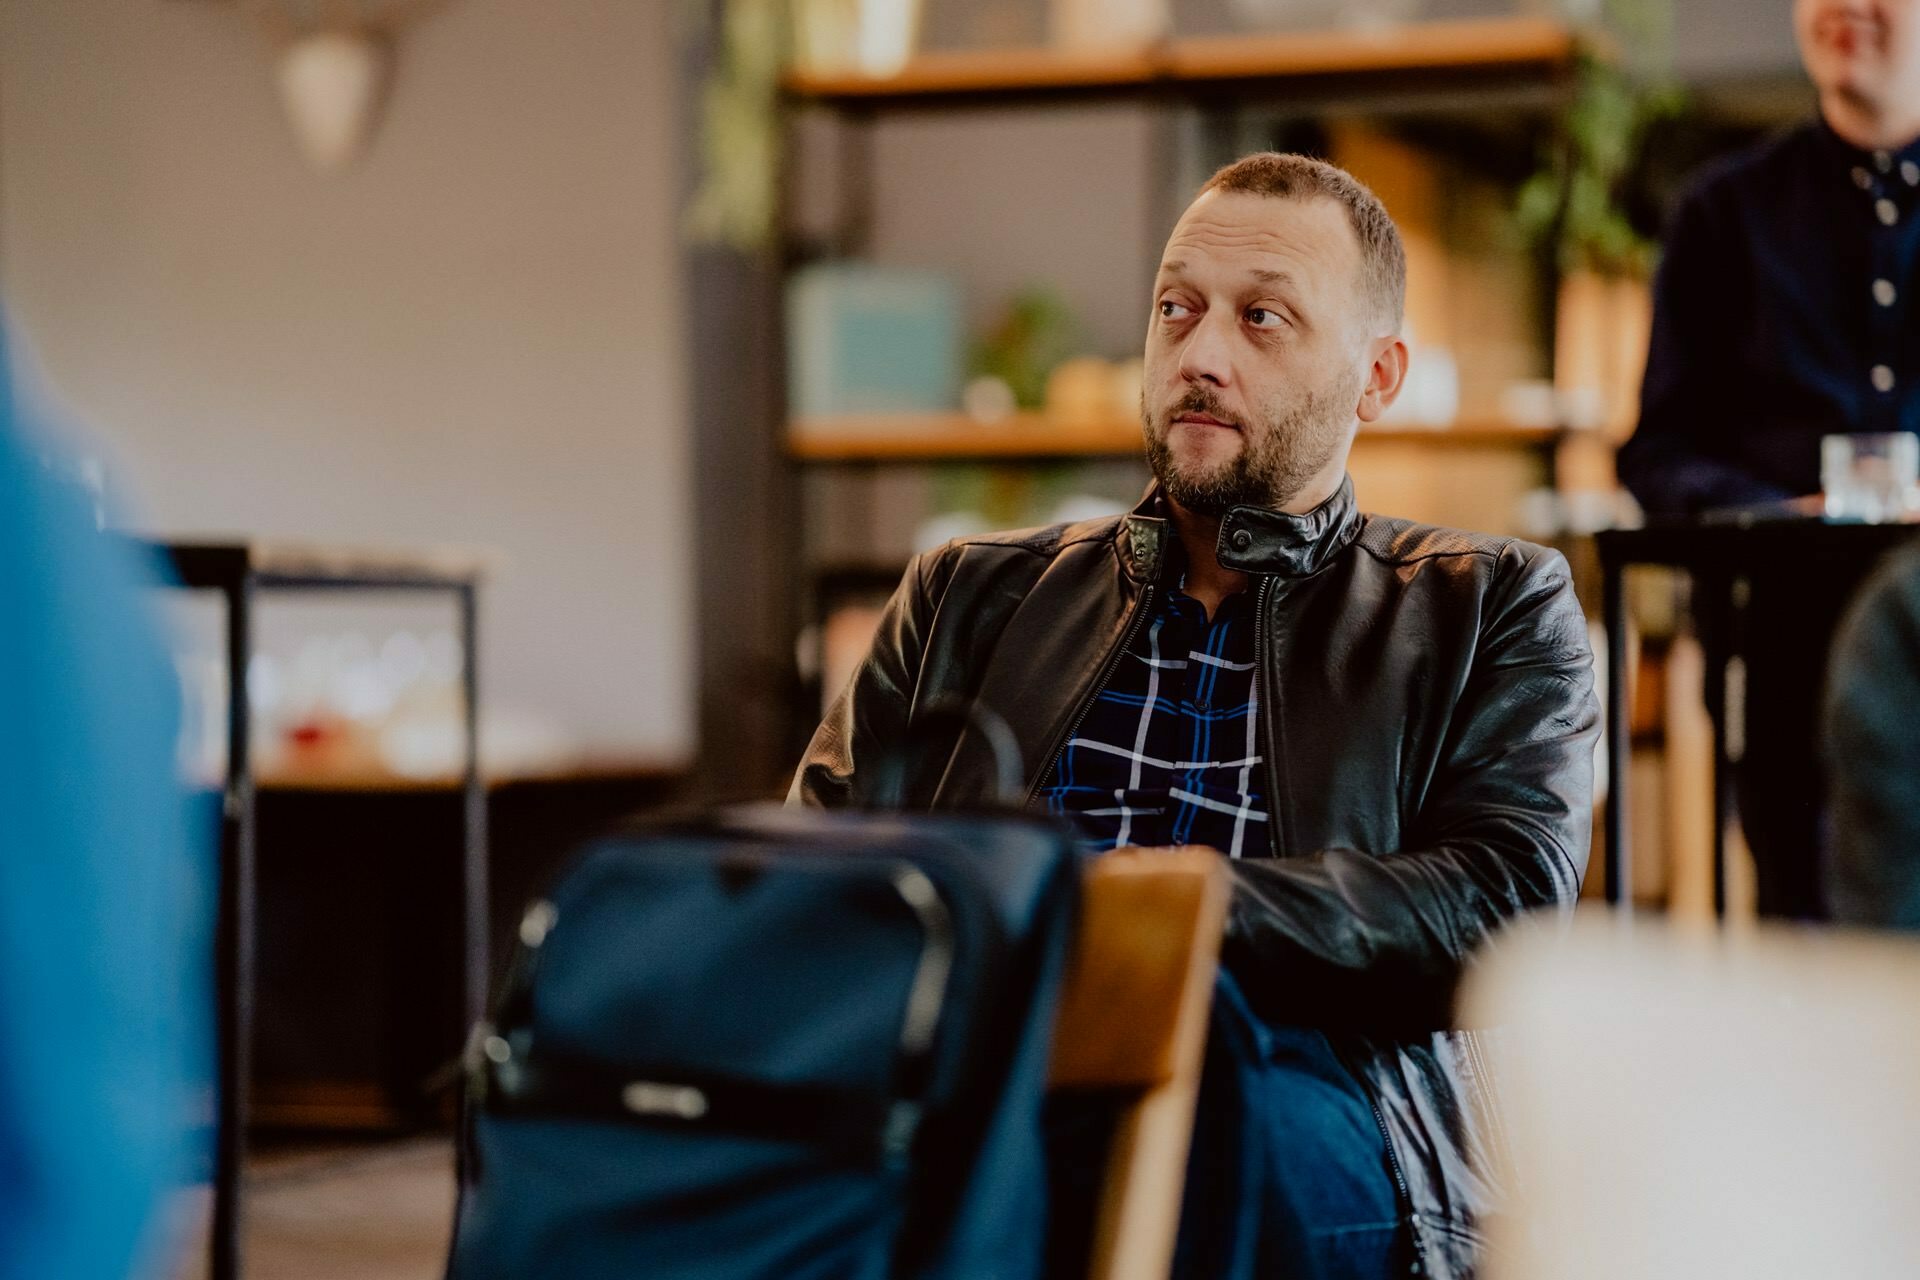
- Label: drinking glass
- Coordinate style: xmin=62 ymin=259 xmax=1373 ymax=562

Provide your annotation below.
xmin=1822 ymin=432 xmax=1919 ymax=522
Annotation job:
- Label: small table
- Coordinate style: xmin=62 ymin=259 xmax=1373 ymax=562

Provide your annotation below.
xmin=1594 ymin=519 xmax=1920 ymax=915
xmin=146 ymin=541 xmax=488 ymax=1280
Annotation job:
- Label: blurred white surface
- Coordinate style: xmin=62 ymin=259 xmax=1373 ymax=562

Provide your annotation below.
xmin=1463 ymin=912 xmax=1920 ymax=1280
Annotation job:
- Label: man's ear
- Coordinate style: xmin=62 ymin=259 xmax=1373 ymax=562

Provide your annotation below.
xmin=1354 ymin=337 xmax=1410 ymax=424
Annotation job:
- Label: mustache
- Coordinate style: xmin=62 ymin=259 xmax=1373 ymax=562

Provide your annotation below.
xmin=1164 ymin=388 xmax=1240 ymax=428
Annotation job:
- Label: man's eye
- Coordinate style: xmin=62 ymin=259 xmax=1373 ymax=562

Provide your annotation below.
xmin=1247 ymin=306 xmax=1286 ymax=329
xmin=1159 ymin=299 xmax=1192 ymax=320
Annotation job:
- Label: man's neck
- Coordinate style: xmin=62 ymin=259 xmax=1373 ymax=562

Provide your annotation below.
xmin=1823 ymin=93 xmax=1920 ymax=153
xmin=1162 ymin=468 xmax=1345 ymax=618
xmin=1165 ymin=503 xmax=1248 ymax=620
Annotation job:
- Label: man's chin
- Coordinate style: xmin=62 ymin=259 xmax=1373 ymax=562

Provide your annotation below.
xmin=1157 ymin=467 xmax=1265 ymax=516
xmin=1162 ymin=429 xmax=1245 ymax=473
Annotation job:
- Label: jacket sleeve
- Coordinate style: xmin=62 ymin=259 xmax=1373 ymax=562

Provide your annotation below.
xmin=1222 ymin=544 xmax=1600 ymax=1035
xmin=788 ymin=548 xmax=948 ymax=809
xmin=1616 ymin=181 xmax=1793 ymax=517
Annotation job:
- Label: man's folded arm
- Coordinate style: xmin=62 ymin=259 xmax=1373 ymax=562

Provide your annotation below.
xmin=1222 ymin=545 xmax=1600 ymax=1035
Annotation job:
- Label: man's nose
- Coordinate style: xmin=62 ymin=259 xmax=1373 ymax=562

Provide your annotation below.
xmin=1177 ymin=312 xmax=1233 ymax=388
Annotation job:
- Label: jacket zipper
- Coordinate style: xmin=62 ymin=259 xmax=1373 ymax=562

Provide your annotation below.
xmin=1023 ymin=583 xmax=1158 ymax=808
xmin=1366 ymin=1090 xmax=1423 ymax=1271
xmin=1252 ymin=575 xmax=1292 ymax=859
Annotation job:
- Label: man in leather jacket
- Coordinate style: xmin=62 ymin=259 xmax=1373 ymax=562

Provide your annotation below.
xmin=791 ymin=153 xmax=1599 ymax=1280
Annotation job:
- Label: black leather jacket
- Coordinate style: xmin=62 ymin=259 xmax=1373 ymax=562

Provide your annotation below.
xmin=789 ymin=477 xmax=1599 ymax=1278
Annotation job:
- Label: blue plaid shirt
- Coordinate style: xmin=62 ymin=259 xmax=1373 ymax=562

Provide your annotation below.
xmin=1039 ymin=584 xmax=1269 ymax=857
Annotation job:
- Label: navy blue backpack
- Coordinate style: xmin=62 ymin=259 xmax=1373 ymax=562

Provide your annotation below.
xmin=445 ymin=801 xmax=1082 ymax=1279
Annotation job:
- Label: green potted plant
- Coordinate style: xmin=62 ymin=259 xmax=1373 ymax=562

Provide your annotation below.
xmin=1517 ymin=1 xmax=1685 ymax=442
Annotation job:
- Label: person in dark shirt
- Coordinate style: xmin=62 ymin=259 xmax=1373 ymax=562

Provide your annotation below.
xmin=1617 ymin=0 xmax=1920 ymax=917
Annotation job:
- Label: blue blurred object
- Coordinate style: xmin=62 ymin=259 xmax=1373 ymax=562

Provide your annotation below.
xmin=787 ymin=263 xmax=962 ymax=419
xmin=0 ymin=323 xmax=211 ymax=1280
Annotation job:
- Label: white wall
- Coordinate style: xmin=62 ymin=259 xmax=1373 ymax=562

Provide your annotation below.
xmin=0 ymin=0 xmax=692 ymax=763
xmin=1673 ymin=0 xmax=1801 ymax=80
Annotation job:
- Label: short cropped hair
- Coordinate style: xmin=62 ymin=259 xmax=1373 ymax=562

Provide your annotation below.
xmin=1200 ymin=152 xmax=1406 ymax=335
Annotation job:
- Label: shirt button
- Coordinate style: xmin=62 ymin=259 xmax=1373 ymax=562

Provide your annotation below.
xmin=1875 ymin=150 xmax=1894 ymax=173
xmin=1230 ymin=529 xmax=1253 ymax=552
xmin=1872 ymin=364 xmax=1896 ymax=393
xmin=1854 ymin=166 xmax=1874 ymax=190
xmin=1878 ymin=198 xmax=1900 ymax=226
xmin=1905 ymin=160 xmax=1920 ymax=186
xmin=1875 ymin=278 xmax=1898 ymax=307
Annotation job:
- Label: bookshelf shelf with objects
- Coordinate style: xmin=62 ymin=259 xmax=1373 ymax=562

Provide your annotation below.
xmin=783 ymin=16 xmax=1584 ymax=108
xmin=788 ymin=414 xmax=1564 ymax=463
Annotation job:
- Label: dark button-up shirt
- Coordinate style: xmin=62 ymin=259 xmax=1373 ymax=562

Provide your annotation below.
xmin=1619 ymin=118 xmax=1920 ymax=516
xmin=1037 ymin=583 xmax=1269 ymax=857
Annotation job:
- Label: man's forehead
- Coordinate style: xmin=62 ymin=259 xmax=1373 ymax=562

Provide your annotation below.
xmin=1157 ymin=190 xmax=1358 ymax=281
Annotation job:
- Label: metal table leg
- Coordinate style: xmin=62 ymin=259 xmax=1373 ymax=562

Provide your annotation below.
xmin=458 ymin=583 xmax=489 ymax=1028
xmin=212 ymin=573 xmax=255 ymax=1280
xmin=1709 ymin=575 xmax=1747 ymax=920
xmin=1603 ymin=556 xmax=1630 ymax=906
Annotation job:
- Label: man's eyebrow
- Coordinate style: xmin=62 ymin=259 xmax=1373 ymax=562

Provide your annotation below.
xmin=1154 ymin=261 xmax=1295 ymax=287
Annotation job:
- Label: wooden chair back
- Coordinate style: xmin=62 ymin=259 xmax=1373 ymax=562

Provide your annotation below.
xmin=1047 ymin=847 xmax=1230 ymax=1280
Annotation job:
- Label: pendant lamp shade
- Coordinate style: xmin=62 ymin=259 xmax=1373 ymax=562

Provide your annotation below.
xmin=274 ymin=30 xmax=391 ymax=173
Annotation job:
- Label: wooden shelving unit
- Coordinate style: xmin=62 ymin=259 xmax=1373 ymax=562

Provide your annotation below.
xmin=745 ymin=15 xmax=1598 ymax=768
xmin=785 ymin=16 xmax=1583 ymax=108
xmin=788 ymin=413 xmax=1562 ymax=462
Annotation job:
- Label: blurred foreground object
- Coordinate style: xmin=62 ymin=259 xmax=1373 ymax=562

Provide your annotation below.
xmin=1462 ymin=913 xmax=1920 ymax=1280
xmin=0 ymin=327 xmax=209 ymax=1278
xmin=1826 ymin=543 xmax=1920 ymax=929
xmin=447 ymin=804 xmax=1081 ymax=1280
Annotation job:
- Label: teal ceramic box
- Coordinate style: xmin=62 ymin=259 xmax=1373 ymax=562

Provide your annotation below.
xmin=787 ymin=264 xmax=962 ymax=418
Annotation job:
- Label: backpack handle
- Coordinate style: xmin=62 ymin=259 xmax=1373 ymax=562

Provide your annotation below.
xmin=869 ymin=697 xmax=1024 ymax=812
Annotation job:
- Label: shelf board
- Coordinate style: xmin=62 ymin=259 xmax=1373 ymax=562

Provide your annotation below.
xmin=784 ymin=16 xmax=1581 ymax=109
xmin=1163 ymin=17 xmax=1578 ymax=84
xmin=788 ymin=45 xmax=1158 ymax=103
xmin=789 ymin=413 xmax=1562 ymax=462
xmin=791 ymin=413 xmax=1141 ymax=460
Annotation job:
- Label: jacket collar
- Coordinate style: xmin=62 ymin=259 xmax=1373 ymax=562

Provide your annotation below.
xmin=1121 ymin=475 xmax=1363 ymax=582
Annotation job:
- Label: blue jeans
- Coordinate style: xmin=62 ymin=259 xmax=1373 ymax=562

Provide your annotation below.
xmin=1171 ymin=973 xmax=1409 ymax=1280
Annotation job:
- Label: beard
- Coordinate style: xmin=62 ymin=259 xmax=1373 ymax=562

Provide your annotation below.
xmin=1142 ymin=377 xmax=1358 ymax=517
